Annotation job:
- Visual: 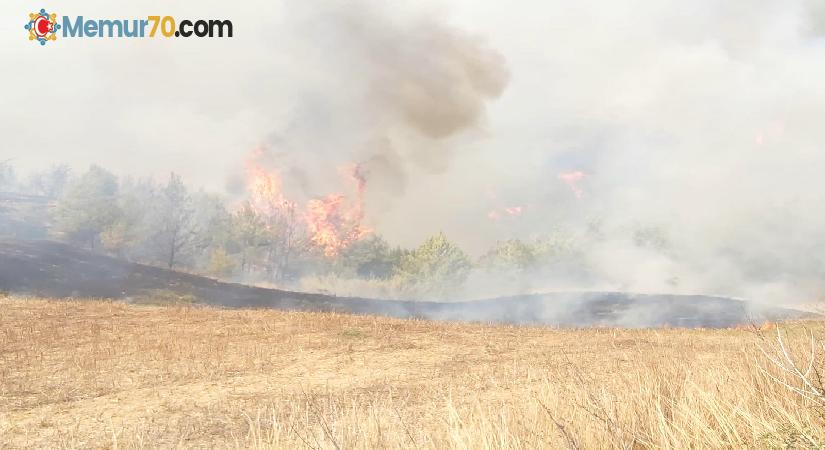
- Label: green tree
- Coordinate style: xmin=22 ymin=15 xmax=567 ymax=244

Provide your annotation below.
xmin=478 ymin=239 xmax=537 ymax=272
xmin=53 ymin=165 xmax=121 ymax=249
xmin=234 ymin=199 xmax=304 ymax=282
xmin=232 ymin=202 xmax=268 ymax=273
xmin=149 ymin=173 xmax=198 ymax=269
xmin=100 ymin=177 xmax=155 ymax=258
xmin=27 ymin=164 xmax=71 ymax=198
xmin=190 ymin=192 xmax=236 ymax=270
xmin=395 ymin=232 xmax=471 ymax=297
xmin=206 ymin=247 xmax=236 ymax=278
xmin=340 ymin=234 xmax=406 ymax=279
xmin=100 ymin=220 xmax=135 ymax=257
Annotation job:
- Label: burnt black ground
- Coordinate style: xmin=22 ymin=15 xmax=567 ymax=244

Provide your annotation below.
xmin=0 ymin=239 xmax=815 ymax=328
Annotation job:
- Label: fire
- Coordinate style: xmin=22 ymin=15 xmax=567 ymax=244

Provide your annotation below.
xmin=243 ymin=149 xmax=371 ymax=257
xmin=306 ymin=163 xmax=371 ymax=257
xmin=306 ymin=193 xmax=371 ymax=257
xmin=487 ymin=206 xmax=524 ymax=221
xmin=558 ymin=170 xmax=585 ymax=198
xmin=484 ymin=187 xmax=526 ymax=221
xmin=245 ymin=154 xmax=295 ymax=221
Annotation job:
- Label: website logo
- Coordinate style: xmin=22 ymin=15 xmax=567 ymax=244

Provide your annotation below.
xmin=24 ymin=10 xmax=233 ymax=45
xmin=25 ymin=9 xmax=61 ymax=46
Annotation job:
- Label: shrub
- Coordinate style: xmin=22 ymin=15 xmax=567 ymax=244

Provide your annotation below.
xmin=394 ymin=232 xmax=471 ymax=298
xmin=207 ymin=248 xmax=236 ymax=279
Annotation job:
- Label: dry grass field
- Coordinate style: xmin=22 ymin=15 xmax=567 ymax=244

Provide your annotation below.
xmin=1 ymin=297 xmax=823 ymax=449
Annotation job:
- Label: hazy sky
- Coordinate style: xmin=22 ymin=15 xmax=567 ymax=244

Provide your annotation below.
xmin=3 ymin=0 xmax=825 ymax=301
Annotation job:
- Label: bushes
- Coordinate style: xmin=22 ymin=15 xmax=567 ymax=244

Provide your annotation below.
xmin=479 ymin=239 xmax=537 ymax=272
xmin=338 ymin=235 xmax=406 ymax=279
xmin=44 ymin=164 xmax=599 ymax=298
xmin=394 ymin=232 xmax=472 ymax=298
xmin=52 ymin=165 xmax=120 ymax=249
xmin=304 ymin=233 xmax=472 ymax=299
xmin=206 ymin=248 xmax=236 ymax=279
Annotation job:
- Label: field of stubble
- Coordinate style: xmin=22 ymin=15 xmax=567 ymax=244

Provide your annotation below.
xmin=1 ymin=297 xmax=823 ymax=449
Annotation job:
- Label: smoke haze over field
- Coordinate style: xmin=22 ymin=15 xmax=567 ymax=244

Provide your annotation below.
xmin=3 ymin=0 xmax=825 ymax=303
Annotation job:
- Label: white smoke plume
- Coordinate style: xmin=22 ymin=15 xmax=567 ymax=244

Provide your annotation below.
xmin=235 ymin=1 xmax=509 ymax=211
xmin=4 ymin=0 xmax=825 ymax=306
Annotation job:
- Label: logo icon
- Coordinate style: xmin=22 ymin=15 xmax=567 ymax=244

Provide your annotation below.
xmin=25 ymin=9 xmax=60 ymax=46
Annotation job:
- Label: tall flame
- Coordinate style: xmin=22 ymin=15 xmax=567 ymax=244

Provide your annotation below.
xmin=244 ymin=148 xmax=296 ymax=227
xmin=243 ymin=149 xmax=371 ymax=257
xmin=305 ymin=164 xmax=372 ymax=257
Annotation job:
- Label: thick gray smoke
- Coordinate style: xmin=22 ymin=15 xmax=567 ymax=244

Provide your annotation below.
xmin=446 ymin=0 xmax=825 ymax=305
xmin=261 ymin=1 xmax=825 ymax=306
xmin=4 ymin=0 xmax=825 ymax=307
xmin=241 ymin=1 xmax=509 ymax=209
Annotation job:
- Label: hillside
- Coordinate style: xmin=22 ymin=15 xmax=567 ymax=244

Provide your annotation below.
xmin=0 ymin=192 xmax=51 ymax=239
xmin=0 ymin=239 xmax=815 ymax=328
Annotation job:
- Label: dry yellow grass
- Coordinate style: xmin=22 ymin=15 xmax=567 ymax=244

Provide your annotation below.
xmin=0 ymin=297 xmax=823 ymax=449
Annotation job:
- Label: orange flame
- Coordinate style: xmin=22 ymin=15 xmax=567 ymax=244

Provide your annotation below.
xmin=244 ymin=148 xmax=296 ymax=226
xmin=487 ymin=206 xmax=524 ymax=221
xmin=305 ymin=163 xmax=371 ymax=257
xmin=243 ymin=149 xmax=371 ymax=257
xmin=558 ymin=171 xmax=585 ymax=198
xmin=305 ymin=194 xmax=371 ymax=258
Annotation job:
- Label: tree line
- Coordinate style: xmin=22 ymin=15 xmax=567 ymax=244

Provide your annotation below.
xmin=2 ymin=163 xmax=639 ymax=298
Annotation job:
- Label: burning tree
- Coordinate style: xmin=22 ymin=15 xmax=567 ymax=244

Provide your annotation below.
xmin=305 ymin=164 xmax=371 ymax=258
xmin=241 ymin=150 xmax=372 ymax=280
xmin=306 ymin=193 xmax=369 ymax=257
xmin=242 ymin=159 xmax=303 ymax=280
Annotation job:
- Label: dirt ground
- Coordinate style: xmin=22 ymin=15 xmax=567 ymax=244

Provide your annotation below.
xmin=1 ymin=297 xmax=823 ymax=448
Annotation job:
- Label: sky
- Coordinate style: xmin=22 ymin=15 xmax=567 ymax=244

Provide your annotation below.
xmin=3 ymin=0 xmax=825 ymax=302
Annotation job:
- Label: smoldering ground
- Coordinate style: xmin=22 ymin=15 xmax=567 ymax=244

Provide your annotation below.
xmin=0 ymin=240 xmax=815 ymax=328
